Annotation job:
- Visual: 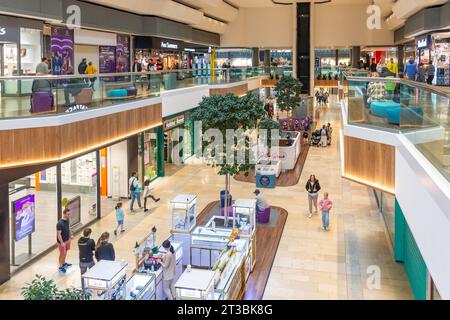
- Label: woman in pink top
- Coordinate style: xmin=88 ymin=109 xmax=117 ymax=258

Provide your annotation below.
xmin=319 ymin=192 xmax=333 ymax=231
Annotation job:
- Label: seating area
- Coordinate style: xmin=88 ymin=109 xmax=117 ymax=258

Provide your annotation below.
xmin=369 ymin=100 xmax=424 ymax=126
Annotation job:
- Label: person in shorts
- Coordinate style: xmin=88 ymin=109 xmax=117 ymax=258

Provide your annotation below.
xmin=57 ymin=208 xmax=73 ymax=273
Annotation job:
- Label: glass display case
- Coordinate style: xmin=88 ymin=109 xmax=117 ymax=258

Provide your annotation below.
xmin=190 ymin=225 xmax=232 ymax=268
xmin=232 ymin=199 xmax=256 ymax=236
xmin=171 ymin=194 xmax=197 ymax=232
xmin=175 ymin=269 xmax=216 ymax=300
xmin=213 ymin=238 xmax=249 ymax=300
xmin=82 ymin=260 xmax=128 ymax=300
xmin=126 ymin=273 xmax=156 ymax=300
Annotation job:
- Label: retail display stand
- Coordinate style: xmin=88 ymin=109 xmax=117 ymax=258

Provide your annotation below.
xmin=82 ymin=260 xmax=128 ymax=300
xmin=171 ymin=194 xmax=197 ymax=266
xmin=233 ymin=199 xmax=257 ymax=272
xmin=175 ymin=269 xmax=216 ymax=300
xmin=125 ymin=273 xmax=156 ymax=300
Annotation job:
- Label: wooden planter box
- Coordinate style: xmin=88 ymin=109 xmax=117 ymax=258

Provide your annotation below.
xmin=261 ymin=79 xmax=279 ymax=87
xmin=315 ymin=79 xmax=339 ymax=87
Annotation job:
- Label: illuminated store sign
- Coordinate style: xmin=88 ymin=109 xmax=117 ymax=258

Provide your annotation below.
xmin=417 ymin=35 xmax=431 ymax=49
xmin=161 ymin=41 xmax=178 ymax=50
xmin=164 ymin=115 xmax=185 ymax=131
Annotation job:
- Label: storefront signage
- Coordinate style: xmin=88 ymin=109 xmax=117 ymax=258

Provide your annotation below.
xmin=161 ymin=41 xmax=179 ymax=50
xmin=164 ymin=115 xmax=185 ymax=131
xmin=417 ymin=35 xmax=431 ymax=49
xmin=65 ymin=104 xmax=88 ymax=113
xmin=0 ymin=27 xmax=6 ymax=35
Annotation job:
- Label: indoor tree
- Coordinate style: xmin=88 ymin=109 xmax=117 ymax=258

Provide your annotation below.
xmin=274 ymin=75 xmax=303 ymax=123
xmin=258 ymin=116 xmax=282 ymax=158
xmin=191 ymin=92 xmax=265 ymax=225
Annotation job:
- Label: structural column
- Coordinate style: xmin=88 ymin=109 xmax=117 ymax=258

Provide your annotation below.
xmin=352 ymin=46 xmax=361 ymax=68
xmin=0 ymin=183 xmax=11 ymax=285
xmin=296 ymin=2 xmax=312 ymax=95
xmin=397 ymin=45 xmax=404 ymax=76
xmin=252 ymin=48 xmax=260 ymax=67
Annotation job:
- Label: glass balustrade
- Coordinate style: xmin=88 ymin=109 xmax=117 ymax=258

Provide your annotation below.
xmin=344 ymin=71 xmax=450 ymax=182
xmin=0 ymin=67 xmax=291 ymax=119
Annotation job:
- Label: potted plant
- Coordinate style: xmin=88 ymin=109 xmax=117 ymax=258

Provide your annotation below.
xmin=275 ymin=75 xmax=303 ymax=123
xmin=21 ymin=275 xmax=88 ymax=300
xmin=191 ymin=92 xmax=265 ymax=225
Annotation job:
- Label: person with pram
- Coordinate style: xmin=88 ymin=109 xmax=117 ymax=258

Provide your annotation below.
xmin=310 ymin=123 xmax=333 ymax=147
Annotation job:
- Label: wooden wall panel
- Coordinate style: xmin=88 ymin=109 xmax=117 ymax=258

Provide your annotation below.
xmin=209 ymin=83 xmax=249 ymax=97
xmin=343 ymin=136 xmax=395 ymax=193
xmin=0 ymin=103 xmax=162 ymax=169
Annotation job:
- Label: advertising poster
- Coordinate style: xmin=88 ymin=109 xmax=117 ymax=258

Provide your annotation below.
xmin=66 ymin=196 xmax=81 ymax=227
xmin=14 ymin=195 xmax=36 ymax=241
xmin=50 ymin=26 xmax=74 ymax=75
xmin=116 ymin=35 xmax=130 ymax=73
xmin=99 ymin=46 xmax=117 ymax=74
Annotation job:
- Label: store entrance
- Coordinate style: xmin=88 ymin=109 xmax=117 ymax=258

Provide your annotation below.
xmin=0 ymin=42 xmax=19 ymax=94
xmin=164 ymin=130 xmax=183 ymax=165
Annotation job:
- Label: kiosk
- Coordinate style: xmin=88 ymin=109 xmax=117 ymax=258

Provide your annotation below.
xmin=171 ymin=194 xmax=197 ymax=266
xmin=175 ymin=269 xmax=216 ymax=300
xmin=82 ymin=260 xmax=128 ymax=300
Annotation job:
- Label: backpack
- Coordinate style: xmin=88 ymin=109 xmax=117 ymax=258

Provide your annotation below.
xmin=129 ymin=178 xmax=137 ymax=192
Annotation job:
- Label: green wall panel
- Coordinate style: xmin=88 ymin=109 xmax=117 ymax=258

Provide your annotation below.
xmin=395 ymin=199 xmax=427 ymax=300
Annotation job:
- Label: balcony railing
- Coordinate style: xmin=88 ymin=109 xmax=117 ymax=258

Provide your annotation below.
xmin=0 ymin=67 xmax=292 ymax=120
xmin=343 ymin=71 xmax=450 ymax=182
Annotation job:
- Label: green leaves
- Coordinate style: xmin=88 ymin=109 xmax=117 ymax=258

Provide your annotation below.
xmin=21 ymin=274 xmax=88 ymax=300
xmin=275 ymin=76 xmax=303 ymax=113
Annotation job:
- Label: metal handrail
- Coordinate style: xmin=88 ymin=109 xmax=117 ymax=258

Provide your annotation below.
xmin=0 ymin=66 xmax=289 ymax=81
xmin=342 ymin=71 xmax=450 ymax=98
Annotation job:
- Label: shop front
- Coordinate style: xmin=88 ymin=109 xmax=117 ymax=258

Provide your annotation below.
xmin=162 ymin=111 xmax=195 ymax=168
xmin=183 ymin=46 xmax=213 ymax=77
xmin=415 ymin=32 xmax=450 ymax=86
xmin=135 ymin=36 xmax=187 ymax=71
xmin=215 ymin=48 xmax=253 ymax=67
xmin=270 ymin=50 xmax=293 ymax=67
xmin=361 ymin=46 xmax=398 ymax=66
xmin=0 ymin=15 xmax=43 ymax=95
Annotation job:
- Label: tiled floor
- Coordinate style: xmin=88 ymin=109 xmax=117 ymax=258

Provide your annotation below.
xmin=0 ymin=95 xmax=412 ymax=300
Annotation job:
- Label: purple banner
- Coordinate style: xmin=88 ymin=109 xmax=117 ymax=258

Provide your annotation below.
xmin=14 ymin=195 xmax=36 ymax=241
xmin=51 ymin=26 xmax=74 ymax=75
xmin=116 ymin=35 xmax=130 ymax=73
xmin=99 ymin=46 xmax=117 ymax=74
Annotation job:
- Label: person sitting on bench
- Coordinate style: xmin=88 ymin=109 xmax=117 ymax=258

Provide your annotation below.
xmin=254 ymin=189 xmax=268 ymax=212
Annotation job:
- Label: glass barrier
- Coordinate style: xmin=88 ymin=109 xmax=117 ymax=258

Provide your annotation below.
xmin=344 ymin=72 xmax=450 ymax=181
xmin=0 ymin=67 xmax=290 ymax=119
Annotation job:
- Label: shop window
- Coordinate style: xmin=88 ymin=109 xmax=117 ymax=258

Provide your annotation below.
xmin=139 ymin=129 xmax=159 ymax=182
xmin=9 ymin=167 xmax=57 ymax=269
xmin=60 ymin=152 xmax=98 ymax=233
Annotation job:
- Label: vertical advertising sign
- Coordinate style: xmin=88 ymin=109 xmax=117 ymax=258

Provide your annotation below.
xmin=51 ymin=26 xmax=74 ymax=75
xmin=116 ymin=35 xmax=130 ymax=73
xmin=13 ymin=195 xmax=36 ymax=241
xmin=99 ymin=46 xmax=117 ymax=74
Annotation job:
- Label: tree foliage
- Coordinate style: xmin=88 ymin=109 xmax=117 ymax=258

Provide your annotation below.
xmin=21 ymin=275 xmax=88 ymax=300
xmin=191 ymin=92 xmax=265 ymax=177
xmin=274 ymin=76 xmax=303 ymax=113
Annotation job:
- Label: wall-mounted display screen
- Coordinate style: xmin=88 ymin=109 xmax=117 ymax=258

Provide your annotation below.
xmin=13 ymin=194 xmax=36 ymax=241
xmin=66 ymin=196 xmax=81 ymax=227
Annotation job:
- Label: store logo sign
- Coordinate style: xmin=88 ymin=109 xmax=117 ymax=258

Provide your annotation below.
xmin=366 ymin=5 xmax=381 ymax=30
xmin=161 ymin=41 xmax=178 ymax=50
xmin=417 ymin=38 xmax=428 ymax=49
xmin=0 ymin=27 xmax=6 ymax=35
xmin=164 ymin=115 xmax=185 ymax=130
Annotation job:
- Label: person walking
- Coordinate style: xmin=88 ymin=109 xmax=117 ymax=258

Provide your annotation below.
xmin=143 ymin=180 xmax=160 ymax=212
xmin=36 ymin=57 xmax=50 ymax=75
xmin=56 ymin=208 xmax=73 ymax=273
xmin=157 ymin=240 xmax=177 ymax=300
xmin=85 ymin=61 xmax=97 ymax=90
xmin=305 ymin=175 xmax=321 ymax=218
xmin=417 ymin=63 xmax=426 ymax=83
xmin=78 ymin=58 xmax=88 ymax=75
xmin=370 ymin=59 xmax=377 ymax=73
xmin=129 ymin=172 xmax=143 ymax=211
xmin=95 ymin=232 xmax=115 ymax=262
xmin=319 ymin=192 xmax=333 ymax=231
xmin=113 ymin=202 xmax=125 ymax=236
xmin=426 ymin=63 xmax=435 ymax=85
xmin=320 ymin=125 xmax=328 ymax=147
xmin=404 ymin=57 xmax=418 ymax=81
xmin=326 ymin=123 xmax=333 ymax=146
xmin=78 ymin=228 xmax=96 ymax=286
xmin=386 ymin=58 xmax=398 ymax=76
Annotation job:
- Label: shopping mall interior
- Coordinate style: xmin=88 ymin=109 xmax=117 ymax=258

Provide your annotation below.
xmin=0 ymin=0 xmax=449 ymax=302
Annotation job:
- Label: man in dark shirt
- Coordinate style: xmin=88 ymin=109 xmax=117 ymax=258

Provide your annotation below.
xmin=78 ymin=228 xmax=96 ymax=275
xmin=56 ymin=208 xmax=73 ymax=273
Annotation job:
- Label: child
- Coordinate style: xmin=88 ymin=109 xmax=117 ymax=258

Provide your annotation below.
xmin=143 ymin=180 xmax=160 ymax=212
xmin=114 ymin=202 xmax=125 ymax=236
xmin=302 ymin=131 xmax=309 ymax=145
xmin=319 ymin=192 xmax=333 ymax=231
